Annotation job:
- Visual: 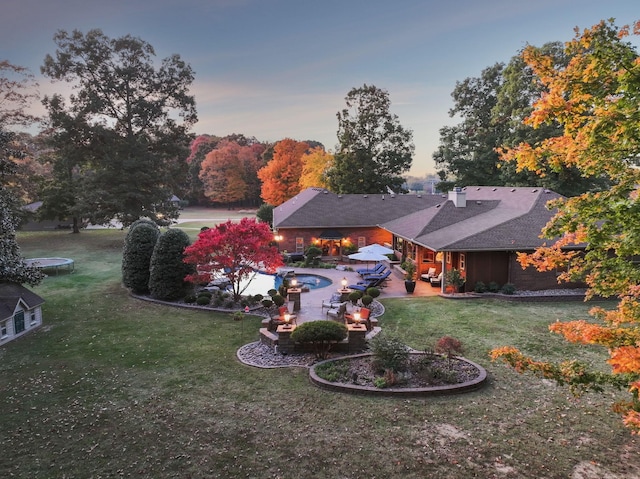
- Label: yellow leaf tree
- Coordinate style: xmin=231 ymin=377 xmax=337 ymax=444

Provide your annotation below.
xmin=299 ymin=146 xmax=333 ymax=189
xmin=492 ymin=19 xmax=640 ymax=433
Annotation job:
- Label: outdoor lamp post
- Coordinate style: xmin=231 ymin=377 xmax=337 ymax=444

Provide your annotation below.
xmin=341 ymin=277 xmax=347 ymax=289
xmin=274 ymin=234 xmax=283 ymax=251
xmin=353 ymin=311 xmax=361 ymax=326
xmin=283 ymin=313 xmax=291 ymax=328
xmin=290 ymin=278 xmax=298 ymax=288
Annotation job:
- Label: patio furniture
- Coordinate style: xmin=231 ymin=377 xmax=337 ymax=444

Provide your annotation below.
xmin=321 ymin=293 xmax=343 ymax=312
xmin=345 ymin=307 xmax=372 ymax=330
xmin=420 ymin=267 xmax=437 ymax=282
xmin=327 ymin=302 xmax=347 ymax=322
xmin=349 ymin=270 xmax=391 ymax=291
xmin=356 ymin=262 xmax=386 ymax=277
xmin=430 ymin=272 xmax=443 ymax=287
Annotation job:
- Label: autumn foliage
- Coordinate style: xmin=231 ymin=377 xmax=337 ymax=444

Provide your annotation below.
xmin=182 ymin=218 xmax=283 ymax=300
xmin=492 ymin=19 xmax=640 ymax=433
xmin=258 ymin=138 xmax=308 ymax=205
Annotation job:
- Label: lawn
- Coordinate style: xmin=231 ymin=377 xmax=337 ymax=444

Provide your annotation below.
xmin=2 ymin=228 xmax=639 ymax=478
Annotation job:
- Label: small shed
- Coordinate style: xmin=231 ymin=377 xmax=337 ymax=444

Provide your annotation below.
xmin=0 ymin=282 xmax=45 ymax=346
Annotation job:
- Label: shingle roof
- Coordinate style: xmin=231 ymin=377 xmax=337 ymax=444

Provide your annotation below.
xmin=275 ymin=186 xmax=566 ymax=252
xmin=384 ymin=186 xmax=563 ymax=251
xmin=273 ymin=188 xmax=443 ymax=228
xmin=0 ymin=282 xmax=45 ymax=320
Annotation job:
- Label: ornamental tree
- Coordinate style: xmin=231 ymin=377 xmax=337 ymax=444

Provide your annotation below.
xmin=183 ymin=218 xmax=283 ymax=301
xmin=491 ymin=20 xmax=640 ymax=433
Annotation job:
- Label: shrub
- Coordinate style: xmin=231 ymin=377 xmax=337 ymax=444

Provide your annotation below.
xmin=196 ymin=295 xmax=211 ymax=305
xmin=348 ymin=290 xmax=363 ymax=305
xmin=474 ymin=281 xmax=487 ymax=293
xmin=290 ymin=321 xmax=347 ymax=359
xmin=501 ymin=283 xmax=516 ymax=295
xmin=184 ymin=294 xmax=196 ymax=303
xmin=253 ymin=294 xmax=264 ymax=302
xmin=304 ymin=246 xmax=322 ymax=266
xmin=361 ymin=294 xmax=373 ymax=307
xmin=401 ymin=261 xmax=416 ymax=281
xmin=488 ymin=281 xmax=500 ymax=293
xmin=261 ymin=299 xmax=273 ymax=308
xmin=435 ymin=336 xmax=464 ymax=358
xmin=122 ymin=222 xmax=160 ymax=294
xmin=365 ymin=287 xmax=380 ymax=299
xmin=445 ymin=268 xmax=464 ymax=290
xmin=272 ymin=294 xmax=286 ymax=307
xmin=148 ymin=229 xmax=193 ymax=300
xmin=197 ymin=290 xmax=212 ymax=299
xmin=370 ymin=335 xmax=409 ymax=373
xmin=267 ymin=289 xmax=278 ymax=298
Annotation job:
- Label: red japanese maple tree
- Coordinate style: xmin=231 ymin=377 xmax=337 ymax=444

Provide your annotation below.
xmin=183 ymin=218 xmax=283 ymax=301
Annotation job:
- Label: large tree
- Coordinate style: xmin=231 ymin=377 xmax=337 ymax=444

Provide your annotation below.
xmin=258 ymin=138 xmax=308 ymax=205
xmin=299 ymin=146 xmax=333 ymax=189
xmin=491 ymin=20 xmax=640 ymax=433
xmin=41 ymin=29 xmax=197 ymax=227
xmin=326 ymin=84 xmax=413 ymax=194
xmin=434 ymin=46 xmax=608 ymax=196
xmin=183 ymin=218 xmax=283 ymax=301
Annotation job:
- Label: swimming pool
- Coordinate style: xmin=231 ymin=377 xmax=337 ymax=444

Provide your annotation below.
xmin=239 ymin=272 xmax=332 ymax=297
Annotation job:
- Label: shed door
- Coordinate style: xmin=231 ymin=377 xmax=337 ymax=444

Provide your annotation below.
xmin=14 ymin=310 xmax=25 ymax=334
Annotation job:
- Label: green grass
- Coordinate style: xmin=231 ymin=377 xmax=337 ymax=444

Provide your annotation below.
xmin=2 ymin=229 xmax=639 ymax=478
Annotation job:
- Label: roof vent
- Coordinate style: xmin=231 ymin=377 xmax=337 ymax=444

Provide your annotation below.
xmin=532 ymin=189 xmax=538 ymax=193
xmin=511 ymin=188 xmax=516 ymax=192
xmin=492 ymin=188 xmax=497 ymax=191
xmin=417 ymin=194 xmax=422 ymax=198
xmin=363 ymin=194 xmax=368 ymax=198
xmin=436 ymin=204 xmax=441 ymax=208
xmin=338 ymin=195 xmax=342 ymax=198
xmin=476 ymin=187 xmax=481 ymax=191
xmin=476 ymin=201 xmax=482 ymax=205
xmin=381 ymin=195 xmax=385 ymax=200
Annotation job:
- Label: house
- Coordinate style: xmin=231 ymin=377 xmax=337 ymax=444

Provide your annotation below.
xmin=0 ymin=283 xmax=45 ymax=346
xmin=273 ymin=186 xmax=583 ymax=292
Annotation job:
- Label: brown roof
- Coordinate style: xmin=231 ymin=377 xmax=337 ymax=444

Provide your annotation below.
xmin=273 ymin=188 xmax=443 ymax=228
xmin=383 ymin=186 xmax=563 ymax=251
xmin=0 ymin=282 xmax=45 ymax=320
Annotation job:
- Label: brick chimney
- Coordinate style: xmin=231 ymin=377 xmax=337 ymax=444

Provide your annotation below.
xmin=448 ymin=186 xmax=466 ymax=207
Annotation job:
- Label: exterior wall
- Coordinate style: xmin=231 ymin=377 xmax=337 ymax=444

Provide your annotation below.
xmin=276 ymin=227 xmax=392 ymax=256
xmin=465 ymin=251 xmax=510 ymax=290
xmin=0 ymin=305 xmax=43 ymax=346
xmin=508 ymin=254 xmax=585 ymax=291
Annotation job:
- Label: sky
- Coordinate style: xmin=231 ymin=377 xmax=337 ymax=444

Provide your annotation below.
xmin=1 ymin=0 xmax=638 ymax=176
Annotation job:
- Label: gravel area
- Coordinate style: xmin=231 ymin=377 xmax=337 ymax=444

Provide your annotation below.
xmin=237 ymin=341 xmax=319 ymax=368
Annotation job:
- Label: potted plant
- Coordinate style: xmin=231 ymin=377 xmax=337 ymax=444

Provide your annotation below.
xmin=401 ymin=260 xmax=416 ymax=293
xmin=445 ymin=268 xmax=465 ymax=293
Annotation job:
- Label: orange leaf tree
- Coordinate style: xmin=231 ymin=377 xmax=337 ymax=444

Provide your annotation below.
xmin=491 ymin=19 xmax=640 ymax=433
xmin=258 ymin=138 xmax=308 ymax=205
xmin=183 ymin=218 xmax=283 ymax=301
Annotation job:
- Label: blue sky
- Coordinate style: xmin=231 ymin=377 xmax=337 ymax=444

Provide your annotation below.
xmin=1 ymin=0 xmax=638 ymax=175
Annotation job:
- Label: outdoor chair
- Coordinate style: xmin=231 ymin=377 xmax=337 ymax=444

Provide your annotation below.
xmin=321 ymin=292 xmax=343 ymax=312
xmin=327 ymin=302 xmax=347 ymax=322
xmin=430 ymin=272 xmax=443 ymax=287
xmin=356 ymin=262 xmax=385 ymax=277
xmin=420 ymin=267 xmax=437 ymax=282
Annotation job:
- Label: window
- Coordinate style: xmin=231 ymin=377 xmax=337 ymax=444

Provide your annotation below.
xmin=422 ymin=250 xmax=435 ymax=263
xmin=1 ymin=320 xmax=7 ymax=338
xmin=357 ymin=237 xmax=366 ymax=248
xmin=295 ymin=237 xmax=304 ymax=252
xmin=14 ymin=310 xmax=25 ymax=334
xmin=30 ymin=311 xmax=37 ymax=325
xmin=459 ymin=253 xmax=466 ymax=271
xmin=446 ymin=252 xmax=451 ymax=264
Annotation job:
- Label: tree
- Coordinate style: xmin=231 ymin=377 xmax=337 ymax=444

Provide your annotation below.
xmin=299 ymin=146 xmax=333 ymax=189
xmin=491 ymin=20 xmax=640 ymax=434
xmin=149 ymin=229 xmax=193 ymax=300
xmin=326 ymin=84 xmax=414 ymax=194
xmin=0 ymin=60 xmax=39 ymax=128
xmin=0 ymin=132 xmax=44 ymax=286
xmin=434 ymin=47 xmax=608 ymax=196
xmin=121 ymin=222 xmax=161 ymax=294
xmin=199 ymin=140 xmax=265 ymax=206
xmin=185 ymin=134 xmax=221 ymax=205
xmin=41 ymin=29 xmax=197 ymax=227
xmin=183 ymin=218 xmax=283 ymax=301
xmin=258 ymin=139 xmax=308 ymax=205
xmin=256 ymin=203 xmax=274 ymax=226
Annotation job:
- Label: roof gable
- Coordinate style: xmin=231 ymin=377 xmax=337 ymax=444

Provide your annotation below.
xmin=0 ymin=283 xmax=45 ymax=319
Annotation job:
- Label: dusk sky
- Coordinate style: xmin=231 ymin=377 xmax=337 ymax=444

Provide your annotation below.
xmin=2 ymin=0 xmax=638 ymax=176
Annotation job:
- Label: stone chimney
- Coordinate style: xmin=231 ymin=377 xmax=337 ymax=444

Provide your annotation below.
xmin=448 ymin=186 xmax=466 ymax=207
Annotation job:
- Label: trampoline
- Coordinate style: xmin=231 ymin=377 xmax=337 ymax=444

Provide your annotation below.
xmin=25 ymin=257 xmax=75 ymax=275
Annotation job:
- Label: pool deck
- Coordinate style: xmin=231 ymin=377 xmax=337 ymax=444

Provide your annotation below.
xmin=278 ymin=263 xmax=440 ymax=324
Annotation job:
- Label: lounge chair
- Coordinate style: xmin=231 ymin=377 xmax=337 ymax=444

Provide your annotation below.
xmin=356 ymin=263 xmax=385 ymax=276
xmin=430 ymin=272 xmax=443 ymax=287
xmin=349 ymin=270 xmax=391 ymax=291
xmin=420 ymin=267 xmax=437 ymax=282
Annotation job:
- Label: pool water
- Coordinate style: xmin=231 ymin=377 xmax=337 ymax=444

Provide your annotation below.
xmin=239 ymin=272 xmax=332 ymax=297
